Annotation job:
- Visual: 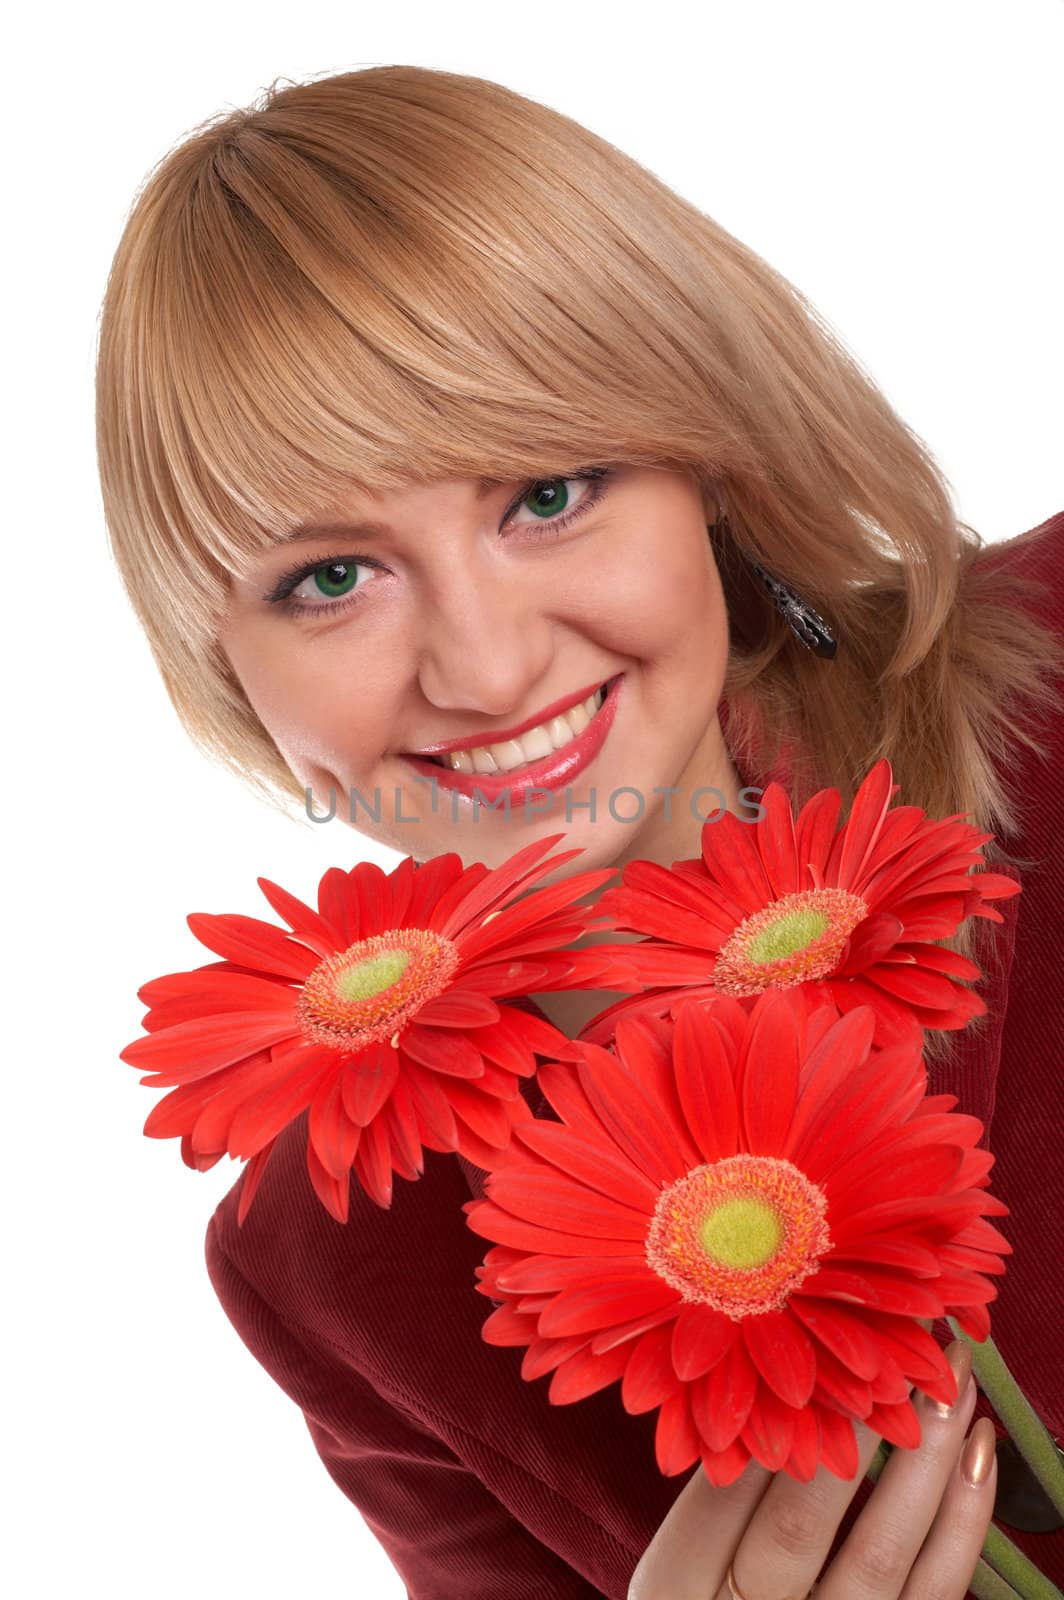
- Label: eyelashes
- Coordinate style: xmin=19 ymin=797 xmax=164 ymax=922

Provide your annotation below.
xmin=264 ymin=467 xmax=614 ymax=619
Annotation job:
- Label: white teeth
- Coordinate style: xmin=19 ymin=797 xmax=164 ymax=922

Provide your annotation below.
xmin=434 ymin=684 xmax=608 ymax=773
xmin=487 ymin=737 xmax=528 ymax=770
xmin=509 ymin=724 xmax=555 ymax=763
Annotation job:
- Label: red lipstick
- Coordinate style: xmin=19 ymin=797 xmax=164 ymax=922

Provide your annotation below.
xmin=407 ymin=677 xmax=611 ymax=758
xmin=402 ymin=674 xmax=623 ymax=804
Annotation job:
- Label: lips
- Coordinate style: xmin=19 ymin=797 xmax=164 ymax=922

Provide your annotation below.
xmin=408 ymin=676 xmax=612 ymax=759
xmin=401 ymin=674 xmax=624 ymax=802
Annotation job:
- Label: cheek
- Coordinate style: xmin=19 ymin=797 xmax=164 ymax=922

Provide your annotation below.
xmin=589 ymin=525 xmax=726 ymax=662
xmin=222 ymin=620 xmax=399 ymax=777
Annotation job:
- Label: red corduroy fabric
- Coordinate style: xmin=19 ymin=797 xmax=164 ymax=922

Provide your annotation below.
xmin=205 ymin=511 xmax=1064 ymax=1598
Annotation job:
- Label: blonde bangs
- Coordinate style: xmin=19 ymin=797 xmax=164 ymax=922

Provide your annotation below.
xmin=101 ymin=68 xmax=768 ymax=650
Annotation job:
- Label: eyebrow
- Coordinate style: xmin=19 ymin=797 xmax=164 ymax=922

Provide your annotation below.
xmin=278 ymin=475 xmax=506 ymax=545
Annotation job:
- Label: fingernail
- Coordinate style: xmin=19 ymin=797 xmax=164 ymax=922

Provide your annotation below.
xmin=962 ymin=1418 xmax=998 ymax=1487
xmin=933 ymin=1339 xmax=974 ymax=1417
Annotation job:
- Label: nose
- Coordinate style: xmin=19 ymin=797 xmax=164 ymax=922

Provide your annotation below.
xmin=413 ymin=561 xmax=554 ymax=715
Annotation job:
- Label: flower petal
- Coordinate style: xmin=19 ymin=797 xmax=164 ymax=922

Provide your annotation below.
xmin=867 ymin=1398 xmax=922 ymax=1450
xmin=816 ymin=1406 xmax=860 ymax=1478
xmin=340 ymin=1043 xmax=400 ymax=1127
xmin=463 ymin=1199 xmax=645 ymax=1258
xmin=755 ymin=782 xmax=801 ymax=898
xmin=831 ymin=760 xmax=897 ymax=892
xmin=673 ymin=1000 xmax=739 ymax=1164
xmin=863 ymin=962 xmax=967 ymax=1011
xmin=511 ymin=1121 xmax=660 ymax=1211
xmin=690 ymin=1337 xmax=757 ymax=1451
xmin=788 ymin=1298 xmax=883 ymax=1381
xmin=741 ymin=1384 xmax=796 ymax=1471
xmin=186 ymin=912 xmax=320 ymax=981
xmin=742 ymin=1312 xmax=817 ymax=1408
xmin=794 ymin=786 xmax=843 ymax=885
xmin=121 ymin=1010 xmax=299 ymax=1081
xmin=655 ymin=1388 xmax=702 ymax=1476
xmin=701 ymin=806 xmax=776 ymax=908
xmin=308 ymin=1071 xmax=362 ymax=1180
xmin=416 ymin=990 xmax=501 ymax=1027
xmin=353 ymin=1114 xmax=394 ymax=1207
xmin=740 ymin=990 xmax=801 ymax=1156
xmin=670 ymin=1303 xmax=735 ymax=1381
xmin=305 ymin=1139 xmax=350 ymax=1223
xmin=622 ymin=1323 xmax=684 ymax=1413
xmin=400 ymin=1024 xmax=486 ymax=1079
xmin=548 ymin=1339 xmax=631 ymax=1404
xmin=576 ymin=1040 xmax=689 ymax=1185
xmin=485 ymin=1169 xmax=651 ymax=1241
xmin=590 ymin=1305 xmax=680 ymax=1354
xmin=227 ymin=1052 xmax=333 ymax=1159
xmin=494 ymin=1254 xmax=649 ymax=1294
xmin=446 ymin=1082 xmax=525 ymax=1149
xmin=255 ymin=876 xmax=341 ymax=957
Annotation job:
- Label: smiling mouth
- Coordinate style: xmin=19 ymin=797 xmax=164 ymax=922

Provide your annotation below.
xmin=414 ymin=681 xmax=611 ymax=776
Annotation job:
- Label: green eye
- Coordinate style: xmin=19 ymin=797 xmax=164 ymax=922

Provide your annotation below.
xmin=269 ymin=467 xmax=612 ymax=619
xmin=523 ymin=479 xmax=571 ymax=518
xmin=313 ymin=562 xmax=360 ymax=598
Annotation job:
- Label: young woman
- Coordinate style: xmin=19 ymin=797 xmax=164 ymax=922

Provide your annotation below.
xmin=96 ymin=65 xmax=1064 ymax=1599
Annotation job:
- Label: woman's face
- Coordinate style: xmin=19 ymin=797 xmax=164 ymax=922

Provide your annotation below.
xmin=219 ymin=463 xmax=745 ymax=880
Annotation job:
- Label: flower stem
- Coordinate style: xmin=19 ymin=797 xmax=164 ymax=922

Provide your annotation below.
xmin=948 ymin=1319 xmax=1064 ymax=1520
xmin=982 ymin=1525 xmax=1063 ymax=1600
xmin=970 ymin=1561 xmax=1025 ymax=1600
xmin=866 ymin=1440 xmax=891 ymax=1482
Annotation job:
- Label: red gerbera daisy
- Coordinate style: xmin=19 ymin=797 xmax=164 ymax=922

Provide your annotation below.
xmin=121 ymin=833 xmax=643 ymax=1224
xmin=464 ymin=988 xmax=1010 ymax=1486
xmin=581 ymin=759 xmax=1020 ymax=1050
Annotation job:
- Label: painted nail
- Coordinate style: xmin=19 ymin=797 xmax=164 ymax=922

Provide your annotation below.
xmin=962 ymin=1418 xmax=998 ymax=1488
xmin=934 ymin=1340 xmax=974 ymax=1417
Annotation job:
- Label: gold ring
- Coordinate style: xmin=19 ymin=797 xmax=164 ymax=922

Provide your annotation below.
xmin=726 ymin=1564 xmax=818 ymax=1600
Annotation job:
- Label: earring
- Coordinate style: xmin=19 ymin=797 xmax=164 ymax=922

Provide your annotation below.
xmin=710 ymin=516 xmax=838 ymax=660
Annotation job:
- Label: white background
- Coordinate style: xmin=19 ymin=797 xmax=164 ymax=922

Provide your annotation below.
xmin=6 ymin=1 xmax=1062 ymax=1595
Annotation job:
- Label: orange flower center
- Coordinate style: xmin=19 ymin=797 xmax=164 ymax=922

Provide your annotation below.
xmin=296 ymin=927 xmax=460 ymax=1052
xmin=712 ymin=887 xmax=868 ymax=995
xmin=645 ymin=1154 xmax=831 ymax=1318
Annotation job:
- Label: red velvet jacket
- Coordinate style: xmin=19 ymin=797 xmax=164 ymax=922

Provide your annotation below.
xmin=206 ymin=511 xmax=1064 ymax=1597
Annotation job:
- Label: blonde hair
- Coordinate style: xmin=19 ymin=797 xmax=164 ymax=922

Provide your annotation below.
xmin=95 ymin=64 xmax=1061 ymax=1062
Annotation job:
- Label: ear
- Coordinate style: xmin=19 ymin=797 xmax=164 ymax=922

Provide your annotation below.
xmin=700 ymin=482 xmax=723 ymax=529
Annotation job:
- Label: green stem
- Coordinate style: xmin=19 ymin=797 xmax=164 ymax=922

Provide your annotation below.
xmin=982 ymin=1524 xmax=1063 ymax=1600
xmin=948 ymin=1319 xmax=1064 ymax=1521
xmin=970 ymin=1560 xmax=1025 ymax=1600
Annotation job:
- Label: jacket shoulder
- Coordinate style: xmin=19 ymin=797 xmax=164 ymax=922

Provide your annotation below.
xmin=973 ymin=510 xmax=1064 ymax=815
xmin=973 ymin=508 xmax=1064 ymax=629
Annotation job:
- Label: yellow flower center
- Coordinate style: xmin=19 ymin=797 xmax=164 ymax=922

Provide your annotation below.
xmin=297 ymin=927 xmax=460 ymax=1053
xmin=336 ymin=951 xmax=411 ymax=1001
xmin=645 ymin=1153 xmax=831 ymax=1318
xmin=747 ymin=908 xmax=828 ymax=964
xmin=713 ymin=887 xmax=868 ymax=996
xmin=699 ymin=1196 xmax=781 ymax=1268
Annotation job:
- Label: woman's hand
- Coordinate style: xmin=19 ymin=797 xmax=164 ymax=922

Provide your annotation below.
xmin=628 ymin=1340 xmax=997 ymax=1600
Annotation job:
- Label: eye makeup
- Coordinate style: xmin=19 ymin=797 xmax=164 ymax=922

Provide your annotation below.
xmin=261 ymin=466 xmax=615 ymax=618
